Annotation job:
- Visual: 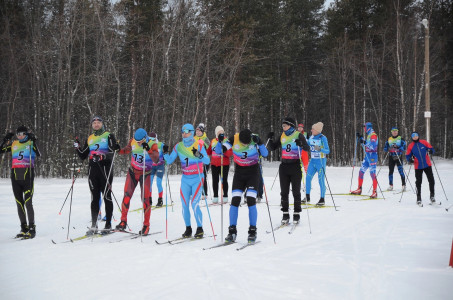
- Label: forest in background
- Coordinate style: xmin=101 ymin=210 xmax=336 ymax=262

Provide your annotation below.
xmin=0 ymin=0 xmax=452 ymax=177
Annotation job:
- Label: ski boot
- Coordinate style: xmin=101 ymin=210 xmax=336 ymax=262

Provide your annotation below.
xmin=101 ymin=222 xmax=112 ymax=235
xmin=139 ymin=225 xmax=150 ymax=235
xmin=248 ymin=226 xmax=257 ymax=243
xmin=223 ymin=197 xmax=228 ymax=204
xmin=182 ymin=226 xmax=192 ymax=238
xmin=115 ymin=221 xmax=127 ymax=231
xmin=302 ymin=194 xmax=310 ymax=204
xmin=430 ymin=193 xmax=436 ymax=204
xmin=156 ymin=198 xmax=163 ymax=207
xmin=16 ymin=224 xmax=29 ymax=238
xmin=281 ymin=212 xmax=290 ymax=225
xmin=28 ymin=224 xmax=36 ymax=239
xmin=86 ymin=226 xmax=98 ymax=236
xmin=416 ymin=194 xmax=422 ymax=206
xmin=351 ymin=187 xmax=362 ymax=195
xmin=401 ymin=185 xmax=406 ymax=192
xmin=102 ymin=215 xmax=107 ymax=222
xmin=316 ymin=198 xmax=325 ymax=206
xmin=387 ymin=185 xmax=393 ymax=191
xmin=370 ymin=190 xmax=378 ymax=198
xmin=194 ymin=227 xmax=204 ymax=239
xmin=293 ymin=213 xmax=300 ymax=224
xmin=212 ymin=197 xmax=219 ymax=204
xmin=225 ymin=225 xmax=237 ymax=243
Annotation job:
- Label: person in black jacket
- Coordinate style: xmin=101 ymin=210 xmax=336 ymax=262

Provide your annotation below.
xmin=267 ymin=117 xmax=310 ymax=224
xmin=74 ymin=116 xmax=120 ymax=234
xmin=0 ymin=126 xmax=41 ymax=239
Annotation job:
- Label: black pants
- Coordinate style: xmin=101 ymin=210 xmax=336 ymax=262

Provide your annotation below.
xmin=203 ymin=165 xmax=209 ymax=196
xmin=11 ymin=168 xmax=35 ymax=226
xmin=388 ymin=155 xmax=405 ymax=185
xmin=279 ymin=163 xmax=302 ymax=213
xmin=88 ymin=163 xmax=114 ymax=226
xmin=231 ymin=165 xmax=260 ymax=207
xmin=415 ymin=166 xmax=435 ymax=196
xmin=211 ymin=165 xmax=229 ymax=198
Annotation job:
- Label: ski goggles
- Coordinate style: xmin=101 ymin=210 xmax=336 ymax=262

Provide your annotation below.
xmin=149 ymin=137 xmax=156 ymax=141
xmin=411 ymin=133 xmax=419 ymax=139
xmin=181 ymin=129 xmax=193 ymax=134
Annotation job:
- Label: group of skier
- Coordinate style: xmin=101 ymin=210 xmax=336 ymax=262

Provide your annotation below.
xmin=0 ymin=116 xmax=439 ymax=241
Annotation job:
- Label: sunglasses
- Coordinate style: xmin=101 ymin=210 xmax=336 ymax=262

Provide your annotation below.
xmin=181 ymin=129 xmax=193 ymax=134
xmin=16 ymin=132 xmax=26 ymax=136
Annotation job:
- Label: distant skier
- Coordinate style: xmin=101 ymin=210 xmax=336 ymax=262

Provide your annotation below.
xmin=115 ymin=128 xmax=159 ymax=235
xmin=148 ymin=132 xmax=166 ymax=207
xmin=351 ymin=122 xmax=379 ymax=198
xmin=405 ymin=132 xmax=435 ymax=205
xmin=305 ymin=122 xmax=330 ymax=206
xmin=297 ymin=123 xmax=309 ymax=172
xmin=383 ymin=127 xmax=406 ymax=191
xmin=74 ymin=116 xmax=120 ymax=234
xmin=194 ymin=123 xmax=210 ymax=199
xmin=206 ymin=126 xmax=232 ymax=204
xmin=164 ymin=124 xmax=210 ymax=238
xmin=267 ymin=117 xmax=310 ymax=224
xmin=218 ymin=129 xmax=268 ymax=243
xmin=0 ymin=126 xmax=41 ymax=239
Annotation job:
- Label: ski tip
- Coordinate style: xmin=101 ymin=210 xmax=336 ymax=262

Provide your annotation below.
xmin=51 ymin=239 xmax=56 ymax=244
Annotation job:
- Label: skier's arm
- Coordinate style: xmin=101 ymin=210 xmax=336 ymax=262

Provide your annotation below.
xmin=383 ymin=141 xmax=389 ymax=152
xmin=106 ymin=133 xmax=120 ymax=160
xmin=164 ymin=145 xmax=178 ymax=164
xmin=77 ymin=139 xmax=90 ymax=160
xmin=320 ymin=136 xmax=330 ymax=155
xmin=119 ymin=139 xmax=133 ymax=155
xmin=199 ymin=145 xmax=210 ymax=165
xmin=267 ymin=137 xmax=281 ymax=151
xmin=32 ymin=140 xmax=41 ymax=157
xmin=258 ymin=144 xmax=268 ymax=158
xmin=297 ymin=133 xmax=310 ymax=152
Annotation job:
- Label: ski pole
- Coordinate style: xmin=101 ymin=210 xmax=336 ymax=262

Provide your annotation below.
xmin=349 ymin=136 xmax=358 ymax=192
xmin=256 ymin=144 xmax=276 ymax=244
xmin=59 ymin=159 xmax=80 ymax=214
xmin=430 ymin=154 xmax=449 ymax=202
xmin=165 ymin=163 xmax=169 ymax=239
xmin=196 ymin=145 xmax=216 ymax=240
xmin=396 ymin=154 xmax=415 ymax=193
xmin=321 ymin=165 xmax=338 ymax=211
xmin=140 ymin=147 xmax=146 ymax=241
xmin=270 ymin=169 xmax=279 ymax=191
xmin=66 ymin=151 xmax=78 ymax=239
xmin=446 ymin=203 xmax=453 ymax=212
xmin=166 ymin=165 xmax=174 ymax=212
xmin=399 ymin=163 xmax=412 ymax=203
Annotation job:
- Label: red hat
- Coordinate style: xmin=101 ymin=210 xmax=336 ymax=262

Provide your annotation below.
xmin=298 ymin=123 xmax=304 ymax=127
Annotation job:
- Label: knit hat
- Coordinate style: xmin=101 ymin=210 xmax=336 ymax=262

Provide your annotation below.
xmin=149 ymin=132 xmax=157 ymax=140
xmin=282 ymin=117 xmax=296 ymax=128
xmin=298 ymin=123 xmax=304 ymax=128
xmin=196 ymin=123 xmax=205 ymax=133
xmin=16 ymin=125 xmax=28 ymax=134
xmin=239 ymin=129 xmax=252 ymax=144
xmin=134 ymin=128 xmax=147 ymax=141
xmin=215 ymin=126 xmax=224 ymax=138
xmin=312 ymin=122 xmax=324 ymax=133
xmin=91 ymin=116 xmax=103 ymax=123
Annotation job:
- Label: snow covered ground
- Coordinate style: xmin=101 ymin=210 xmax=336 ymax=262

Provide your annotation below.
xmin=1 ymin=159 xmax=452 ymax=300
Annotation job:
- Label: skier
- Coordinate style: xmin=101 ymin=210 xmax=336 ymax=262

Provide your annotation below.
xmin=305 ymin=122 xmax=330 ymax=206
xmin=74 ymin=116 xmax=120 ymax=234
xmin=267 ymin=117 xmax=310 ymax=224
xmin=217 ymin=129 xmax=268 ymax=243
xmin=148 ymin=132 xmax=166 ymax=207
xmin=164 ymin=124 xmax=210 ymax=238
xmin=297 ymin=123 xmax=309 ymax=172
xmin=351 ymin=122 xmax=379 ymax=198
xmin=206 ymin=126 xmax=232 ymax=204
xmin=405 ymin=132 xmax=435 ymax=205
xmin=383 ymin=127 xmax=406 ymax=191
xmin=115 ymin=128 xmax=159 ymax=235
xmin=0 ymin=126 xmax=41 ymax=239
xmin=194 ymin=123 xmax=210 ymax=199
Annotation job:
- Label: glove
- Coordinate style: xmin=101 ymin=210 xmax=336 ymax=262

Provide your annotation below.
xmin=3 ymin=132 xmax=14 ymax=141
xmin=267 ymin=132 xmax=274 ymax=140
xmin=113 ymin=143 xmax=121 ymax=151
xmin=73 ymin=138 xmax=80 ymax=149
xmin=408 ymin=157 xmax=414 ymax=164
xmin=218 ymin=134 xmax=224 ymax=142
xmin=392 ymin=144 xmax=399 ymax=149
xmin=191 ymin=147 xmax=203 ymax=159
xmin=163 ymin=145 xmax=169 ymax=154
xmin=427 ymin=148 xmax=433 ymax=154
xmin=295 ymin=139 xmax=303 ymax=147
xmin=28 ymin=133 xmax=37 ymax=141
xmin=313 ymin=145 xmax=321 ymax=151
xmin=356 ymin=132 xmax=361 ymax=138
xmin=252 ymin=134 xmax=261 ymax=145
xmin=92 ymin=154 xmax=104 ymax=163
xmin=360 ymin=137 xmax=366 ymax=144
xmin=142 ymin=142 xmax=150 ymax=151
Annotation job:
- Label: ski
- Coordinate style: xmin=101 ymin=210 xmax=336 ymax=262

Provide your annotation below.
xmin=266 ymin=223 xmax=289 ymax=234
xmin=51 ymin=233 xmax=105 ymax=244
xmin=130 ymin=205 xmax=171 ymax=213
xmin=348 ymin=197 xmax=384 ymax=201
xmin=155 ymin=236 xmax=189 ymax=245
xmin=288 ymin=223 xmax=299 ymax=234
xmin=110 ymin=231 xmax=162 ymax=243
xmin=169 ymin=235 xmax=215 ymax=245
xmin=202 ymin=241 xmax=236 ymax=250
xmin=417 ymin=202 xmax=424 ymax=207
xmin=429 ymin=201 xmax=442 ymax=206
xmin=236 ymin=241 xmax=261 ymax=251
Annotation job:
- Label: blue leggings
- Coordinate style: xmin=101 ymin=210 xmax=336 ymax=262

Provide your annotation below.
xmin=306 ymin=158 xmax=327 ymax=198
xmin=150 ymin=164 xmax=165 ymax=196
xmin=180 ymin=174 xmax=203 ymax=227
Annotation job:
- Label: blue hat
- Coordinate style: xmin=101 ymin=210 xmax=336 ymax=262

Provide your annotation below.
xmin=411 ymin=132 xmax=419 ymax=139
xmin=391 ymin=127 xmax=398 ymax=132
xmin=181 ymin=124 xmax=195 ymax=135
xmin=134 ymin=128 xmax=147 ymax=141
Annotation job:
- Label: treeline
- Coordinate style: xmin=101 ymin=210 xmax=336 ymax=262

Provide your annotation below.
xmin=0 ymin=0 xmax=452 ymax=177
